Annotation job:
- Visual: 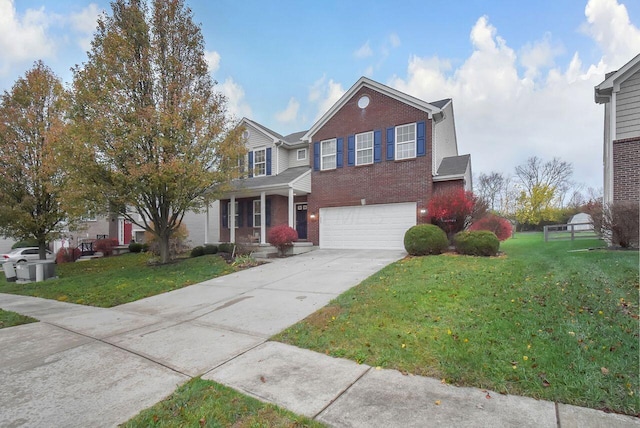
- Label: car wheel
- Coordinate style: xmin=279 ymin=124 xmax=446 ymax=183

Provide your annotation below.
xmin=17 ymin=259 xmax=27 ymax=264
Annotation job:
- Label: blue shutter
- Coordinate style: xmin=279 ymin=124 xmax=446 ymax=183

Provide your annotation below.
xmin=222 ymin=201 xmax=228 ymax=229
xmin=313 ymin=142 xmax=320 ymax=171
xmin=237 ymin=201 xmax=244 ymax=227
xmin=417 ymin=121 xmax=426 ymax=157
xmin=347 ymin=135 xmax=355 ymax=166
xmin=336 ymin=138 xmax=343 ymax=168
xmin=247 ymin=201 xmax=253 ymax=227
xmin=266 ymin=148 xmax=272 ymax=175
xmin=248 ymin=151 xmax=254 ymax=178
xmin=374 ymin=130 xmax=382 ymax=163
xmin=386 ymin=127 xmax=394 ymax=160
xmin=266 ymin=198 xmax=272 ymax=226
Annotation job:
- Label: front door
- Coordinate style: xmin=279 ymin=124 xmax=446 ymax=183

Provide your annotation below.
xmin=296 ymin=203 xmax=308 ymax=240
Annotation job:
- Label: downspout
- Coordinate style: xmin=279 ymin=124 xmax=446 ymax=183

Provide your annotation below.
xmin=606 ymin=91 xmax=616 ymax=205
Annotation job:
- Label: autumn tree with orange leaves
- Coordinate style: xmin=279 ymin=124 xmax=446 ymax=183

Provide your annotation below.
xmin=69 ymin=0 xmax=245 ymax=264
xmin=0 ymin=61 xmax=74 ymax=259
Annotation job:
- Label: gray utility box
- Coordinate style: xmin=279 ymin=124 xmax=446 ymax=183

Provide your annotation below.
xmin=15 ymin=261 xmax=56 ymax=282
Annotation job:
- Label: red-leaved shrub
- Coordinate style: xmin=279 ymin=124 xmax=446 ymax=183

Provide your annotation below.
xmin=470 ymin=214 xmax=513 ymax=241
xmin=267 ymin=225 xmax=298 ymax=256
xmin=56 ymin=247 xmax=81 ymax=264
xmin=94 ymin=238 xmax=119 ymax=256
xmin=428 ymin=188 xmax=485 ymax=241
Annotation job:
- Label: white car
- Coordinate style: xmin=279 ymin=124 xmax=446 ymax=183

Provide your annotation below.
xmin=2 ymin=247 xmax=54 ymax=264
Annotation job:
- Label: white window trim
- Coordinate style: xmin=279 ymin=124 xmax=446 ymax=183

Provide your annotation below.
xmin=320 ymin=138 xmax=337 ymax=171
xmin=227 ymin=201 xmax=239 ymax=228
xmin=297 ymin=148 xmax=307 ymax=161
xmin=355 ymin=131 xmax=374 ymax=166
xmin=252 ymin=199 xmax=261 ymax=228
xmin=395 ymin=123 xmax=416 ymax=160
xmin=254 ymin=148 xmax=266 ymax=177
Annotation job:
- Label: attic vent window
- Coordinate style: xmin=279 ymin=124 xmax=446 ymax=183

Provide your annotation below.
xmin=357 ymin=95 xmax=370 ymax=109
xmin=242 ymin=130 xmax=250 ymax=139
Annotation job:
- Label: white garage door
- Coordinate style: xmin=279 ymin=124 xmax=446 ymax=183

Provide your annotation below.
xmin=319 ymin=202 xmax=417 ymax=250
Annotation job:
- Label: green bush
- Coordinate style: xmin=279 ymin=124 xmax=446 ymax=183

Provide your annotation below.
xmin=190 ymin=246 xmax=205 ymax=258
xmin=128 ymin=242 xmax=143 ymax=253
xmin=218 ymin=243 xmax=235 ymax=253
xmin=11 ymin=239 xmax=39 ymax=249
xmin=453 ymin=230 xmax=500 ymax=256
xmin=203 ymin=244 xmax=218 ymax=255
xmin=404 ymin=224 xmax=449 ymax=256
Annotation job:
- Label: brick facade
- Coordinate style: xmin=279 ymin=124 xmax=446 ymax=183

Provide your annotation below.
xmin=307 ymin=87 xmax=436 ymax=245
xmin=613 ymin=137 xmax=640 ymax=203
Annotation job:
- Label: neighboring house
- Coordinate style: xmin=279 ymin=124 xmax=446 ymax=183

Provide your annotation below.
xmin=594 ymin=53 xmax=640 ymax=205
xmin=218 ymin=77 xmax=471 ymax=250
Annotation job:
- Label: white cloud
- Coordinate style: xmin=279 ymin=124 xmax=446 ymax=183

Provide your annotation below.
xmin=584 ymin=0 xmax=640 ymax=68
xmin=388 ymin=7 xmax=640 ymax=190
xmin=389 ymin=32 xmax=401 ymax=48
xmin=204 ymin=50 xmax=221 ymax=73
xmin=275 ymin=97 xmax=300 ymax=123
xmin=69 ymin=3 xmax=102 ymax=51
xmin=0 ymin=0 xmax=55 ymax=74
xmin=309 ymin=76 xmax=346 ymax=120
xmin=218 ymin=77 xmax=252 ymax=120
xmin=354 ymin=40 xmax=373 ymax=59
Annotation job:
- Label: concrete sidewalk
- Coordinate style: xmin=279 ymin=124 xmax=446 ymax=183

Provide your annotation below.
xmin=1 ymin=249 xmax=638 ymax=427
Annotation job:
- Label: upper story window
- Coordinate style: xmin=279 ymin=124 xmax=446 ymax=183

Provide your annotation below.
xmin=356 ymin=131 xmax=373 ymax=165
xmin=297 ymin=148 xmax=307 ymax=161
xmin=321 ymin=139 xmax=336 ymax=170
xmin=395 ymin=123 xmax=416 ymax=160
xmin=254 ymin=148 xmax=266 ymax=176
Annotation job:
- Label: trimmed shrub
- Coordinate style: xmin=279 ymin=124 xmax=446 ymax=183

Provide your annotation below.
xmin=128 ymin=242 xmax=143 ymax=253
xmin=12 ymin=239 xmax=39 ymax=249
xmin=403 ymin=224 xmax=449 ymax=256
xmin=454 ymin=230 xmax=500 ymax=256
xmin=190 ymin=246 xmax=205 ymax=258
xmin=56 ymin=247 xmax=80 ymax=264
xmin=267 ymin=225 xmax=298 ymax=256
xmin=588 ymin=201 xmax=639 ymax=248
xmin=218 ymin=243 xmax=235 ymax=254
xmin=144 ymin=223 xmax=190 ymax=259
xmin=203 ymin=244 xmax=218 ymax=255
xmin=94 ymin=238 xmax=119 ymax=256
xmin=470 ymin=214 xmax=513 ymax=241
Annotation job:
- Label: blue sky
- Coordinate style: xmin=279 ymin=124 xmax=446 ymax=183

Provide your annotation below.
xmin=1 ymin=0 xmax=639 ymax=194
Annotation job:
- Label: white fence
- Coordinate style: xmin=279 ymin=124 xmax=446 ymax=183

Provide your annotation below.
xmin=543 ymin=223 xmax=598 ymax=242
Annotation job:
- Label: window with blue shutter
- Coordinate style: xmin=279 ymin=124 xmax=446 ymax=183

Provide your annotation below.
xmin=336 ymin=138 xmax=344 ymax=168
xmin=313 ymin=142 xmax=320 ymax=171
xmin=237 ymin=201 xmax=244 ymax=227
xmin=222 ymin=201 xmax=228 ymax=228
xmin=248 ymin=152 xmax=254 ymax=178
xmin=417 ymin=121 xmax=426 ymax=157
xmin=347 ymin=135 xmax=355 ymax=166
xmin=374 ymin=130 xmax=382 ymax=163
xmin=386 ymin=127 xmax=394 ymax=160
xmin=266 ymin=198 xmax=272 ymax=226
xmin=266 ymin=147 xmax=272 ymax=175
xmin=247 ymin=201 xmax=253 ymax=227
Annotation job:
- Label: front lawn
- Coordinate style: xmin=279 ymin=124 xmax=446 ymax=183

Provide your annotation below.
xmin=274 ymin=234 xmax=639 ymax=415
xmin=0 ymin=309 xmax=38 ymax=329
xmin=123 ymin=377 xmax=324 ymax=428
xmin=0 ymin=253 xmax=235 ymax=307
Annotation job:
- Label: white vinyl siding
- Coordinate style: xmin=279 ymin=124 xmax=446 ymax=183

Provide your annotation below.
xmin=356 ymin=131 xmax=373 ymax=165
xmin=253 ymin=148 xmax=266 ymax=176
xmin=297 ymin=148 xmax=307 ymax=160
xmin=319 ymin=202 xmax=417 ymax=250
xmin=321 ymin=139 xmax=336 ymax=170
xmin=616 ymin=70 xmax=640 ymax=140
xmin=396 ymin=123 xmax=416 ymax=160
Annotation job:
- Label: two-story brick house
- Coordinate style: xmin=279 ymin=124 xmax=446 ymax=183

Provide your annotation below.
xmin=594 ymin=53 xmax=640 ymax=205
xmin=219 ymin=77 xmax=471 ymax=250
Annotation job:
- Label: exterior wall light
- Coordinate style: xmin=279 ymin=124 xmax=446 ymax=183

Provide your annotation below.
xmin=310 ymin=213 xmax=317 ymax=220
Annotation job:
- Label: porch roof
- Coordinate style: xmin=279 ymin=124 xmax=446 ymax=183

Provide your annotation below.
xmin=223 ymin=166 xmax=311 ymax=197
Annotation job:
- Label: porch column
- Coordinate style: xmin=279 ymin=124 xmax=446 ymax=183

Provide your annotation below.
xmin=204 ymin=203 xmax=210 ymax=244
xmin=288 ymin=187 xmax=294 ymax=228
xmin=230 ymin=195 xmax=236 ymax=243
xmin=260 ymin=191 xmax=266 ymax=244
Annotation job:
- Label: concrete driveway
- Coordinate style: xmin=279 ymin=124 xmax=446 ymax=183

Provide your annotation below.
xmin=0 ymin=249 xmax=404 ymax=427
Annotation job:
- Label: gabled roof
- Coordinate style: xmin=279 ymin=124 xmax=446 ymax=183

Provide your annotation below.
xmin=282 ymin=130 xmax=308 ymax=146
xmin=429 ymin=98 xmax=452 ymax=109
xmin=302 ymin=76 xmax=444 ymax=141
xmin=228 ymin=166 xmax=311 ymax=192
xmin=595 ymin=53 xmax=640 ymax=103
xmin=434 ymin=154 xmax=470 ymax=179
xmin=241 ymin=117 xmax=284 ymax=141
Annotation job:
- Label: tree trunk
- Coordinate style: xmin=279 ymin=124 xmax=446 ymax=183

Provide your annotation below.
xmin=158 ymin=232 xmax=171 ymax=264
xmin=38 ymin=237 xmax=47 ymax=260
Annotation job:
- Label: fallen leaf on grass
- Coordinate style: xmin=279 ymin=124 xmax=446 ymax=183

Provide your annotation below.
xmin=601 ymin=367 xmax=609 ymax=375
xmin=199 ymin=418 xmax=206 ymax=427
xmin=435 ymin=400 xmax=441 ymax=405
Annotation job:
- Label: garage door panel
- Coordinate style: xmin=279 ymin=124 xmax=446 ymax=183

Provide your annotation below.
xmin=319 ymin=203 xmax=416 ymax=250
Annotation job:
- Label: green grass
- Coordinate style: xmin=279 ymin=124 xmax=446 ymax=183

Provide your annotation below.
xmin=0 ymin=253 xmax=235 ymax=307
xmin=0 ymin=309 xmax=38 ymax=329
xmin=274 ymin=233 xmax=640 ymax=415
xmin=123 ymin=377 xmax=324 ymax=428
